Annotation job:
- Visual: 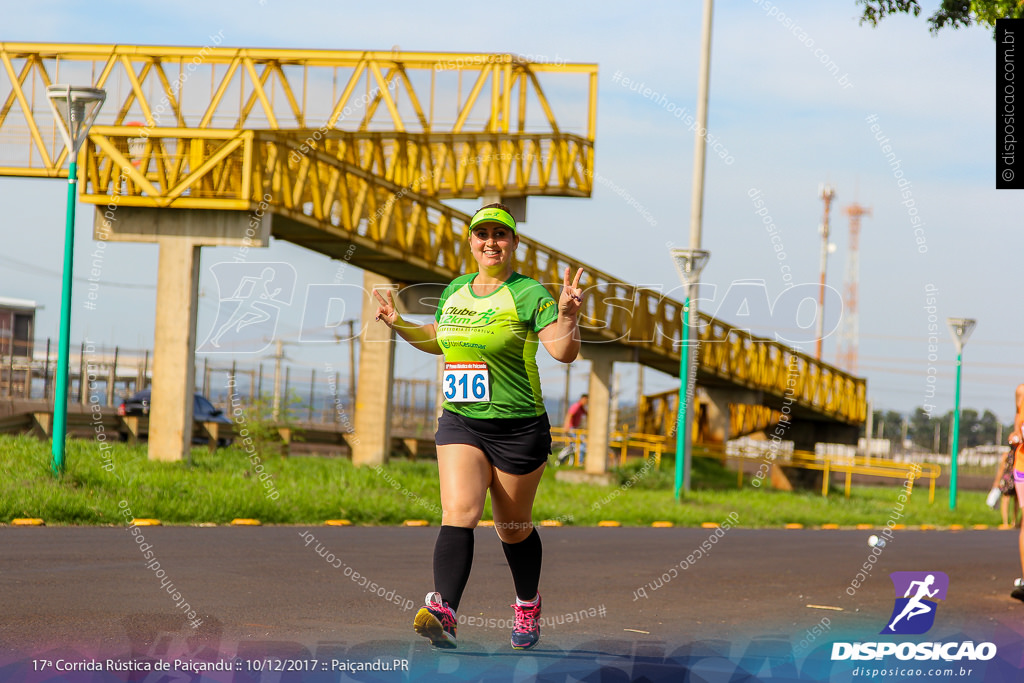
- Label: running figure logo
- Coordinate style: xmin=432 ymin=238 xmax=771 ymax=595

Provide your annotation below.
xmin=881 ymin=571 xmax=949 ymax=635
xmin=197 ymin=262 xmax=296 ymax=353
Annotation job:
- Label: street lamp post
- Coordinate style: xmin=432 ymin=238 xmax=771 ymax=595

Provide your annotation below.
xmin=946 ymin=317 xmax=976 ymax=510
xmin=46 ymin=85 xmax=106 ymax=476
xmin=670 ymin=248 xmax=710 ymax=499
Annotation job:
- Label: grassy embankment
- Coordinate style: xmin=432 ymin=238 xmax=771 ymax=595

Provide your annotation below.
xmin=0 ymin=434 xmax=1000 ymax=527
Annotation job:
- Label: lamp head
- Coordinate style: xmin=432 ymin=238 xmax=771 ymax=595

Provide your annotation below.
xmin=46 ymin=85 xmax=106 ymax=158
xmin=946 ymin=317 xmax=976 ymax=353
xmin=669 ymin=248 xmax=711 ymax=287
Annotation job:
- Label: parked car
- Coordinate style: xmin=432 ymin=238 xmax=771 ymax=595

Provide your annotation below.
xmin=118 ymin=388 xmax=233 ymax=446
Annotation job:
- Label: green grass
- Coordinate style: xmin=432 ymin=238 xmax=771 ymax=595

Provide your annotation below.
xmin=0 ymin=434 xmax=1000 ymax=527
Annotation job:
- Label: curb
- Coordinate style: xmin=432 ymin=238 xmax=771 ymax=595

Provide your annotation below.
xmin=0 ymin=521 xmax=1012 ymax=530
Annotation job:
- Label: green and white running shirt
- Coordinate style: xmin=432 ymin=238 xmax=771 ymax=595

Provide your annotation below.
xmin=434 ymin=272 xmax=558 ymax=419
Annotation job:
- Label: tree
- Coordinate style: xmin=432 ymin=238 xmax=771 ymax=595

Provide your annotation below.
xmin=960 ymin=408 xmax=982 ymax=448
xmin=857 ymin=0 xmax=1024 ymax=34
xmin=909 ymin=407 xmax=935 ymax=450
xmin=867 ymin=409 xmax=906 ymax=444
xmin=979 ymin=409 xmax=1002 ymax=444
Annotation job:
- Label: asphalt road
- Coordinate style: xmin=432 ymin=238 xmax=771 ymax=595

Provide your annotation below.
xmin=3 ymin=526 xmax=1024 ymax=682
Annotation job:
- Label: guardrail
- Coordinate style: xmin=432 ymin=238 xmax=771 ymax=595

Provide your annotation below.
xmin=721 ymin=442 xmax=941 ymax=503
xmin=548 ymin=430 xmax=939 ymax=502
xmin=551 ymin=425 xmax=665 ymax=468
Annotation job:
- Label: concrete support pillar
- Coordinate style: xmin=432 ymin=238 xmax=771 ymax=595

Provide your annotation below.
xmin=96 ymin=205 xmax=272 ymax=463
xmin=702 ymin=388 xmax=767 ymax=444
xmin=149 ymin=238 xmax=201 ymax=462
xmin=577 ymin=346 xmax=632 ymax=475
xmin=585 ymin=352 xmax=613 ymax=475
xmin=702 ymin=387 xmax=731 ymax=445
xmin=352 ymin=272 xmax=397 ymax=466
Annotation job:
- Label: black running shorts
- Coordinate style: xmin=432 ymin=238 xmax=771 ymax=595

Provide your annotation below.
xmin=435 ymin=409 xmax=551 ymax=475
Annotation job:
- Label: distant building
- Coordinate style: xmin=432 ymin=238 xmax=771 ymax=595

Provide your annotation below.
xmin=0 ymin=296 xmax=37 ymax=357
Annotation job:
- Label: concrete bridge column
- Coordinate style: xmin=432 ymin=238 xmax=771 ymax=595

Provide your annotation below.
xmin=702 ymin=387 xmax=731 ymax=445
xmin=702 ymin=387 xmax=764 ymax=444
xmin=95 ymin=205 xmax=272 ymax=462
xmin=579 ymin=346 xmax=633 ymax=476
xmin=149 ymin=238 xmax=201 ymax=461
xmin=352 ymin=272 xmax=396 ymax=466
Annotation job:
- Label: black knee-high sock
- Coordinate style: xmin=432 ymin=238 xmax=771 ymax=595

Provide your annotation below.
xmin=501 ymin=528 xmax=542 ymax=601
xmin=433 ymin=525 xmax=475 ymax=612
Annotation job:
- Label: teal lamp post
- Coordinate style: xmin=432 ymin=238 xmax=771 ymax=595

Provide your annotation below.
xmin=670 ymin=248 xmax=710 ymax=499
xmin=46 ymin=85 xmax=106 ymax=476
xmin=946 ymin=317 xmax=975 ymax=510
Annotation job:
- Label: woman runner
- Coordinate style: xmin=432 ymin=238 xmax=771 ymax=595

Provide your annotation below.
xmin=373 ymin=203 xmax=584 ymax=650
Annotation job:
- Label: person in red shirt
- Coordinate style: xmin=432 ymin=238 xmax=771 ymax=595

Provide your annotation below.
xmin=557 ymin=394 xmax=588 ymax=464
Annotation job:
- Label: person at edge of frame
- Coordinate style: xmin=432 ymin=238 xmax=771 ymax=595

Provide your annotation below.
xmin=1009 ymin=383 xmax=1024 ymax=602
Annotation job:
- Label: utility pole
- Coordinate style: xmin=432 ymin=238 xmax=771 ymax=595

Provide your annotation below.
xmin=815 ymin=184 xmax=836 ymax=360
xmin=677 ymin=0 xmax=714 ymax=496
xmin=563 ymin=363 xmax=572 ymax=424
xmin=347 ymin=319 xmax=357 ymax=408
xmin=273 ymin=338 xmax=283 ymax=422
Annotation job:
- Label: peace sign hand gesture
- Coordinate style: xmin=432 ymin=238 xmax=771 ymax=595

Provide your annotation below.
xmin=373 ymin=288 xmax=399 ymax=328
xmin=558 ymin=267 xmax=585 ymax=318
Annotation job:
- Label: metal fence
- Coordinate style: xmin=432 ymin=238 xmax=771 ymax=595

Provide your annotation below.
xmin=0 ymin=338 xmax=438 ymax=433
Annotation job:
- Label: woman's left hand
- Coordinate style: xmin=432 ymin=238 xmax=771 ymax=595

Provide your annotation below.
xmin=558 ymin=266 xmax=585 ymax=317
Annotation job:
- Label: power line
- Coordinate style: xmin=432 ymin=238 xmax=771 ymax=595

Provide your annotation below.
xmin=0 ymin=255 xmax=155 ymax=290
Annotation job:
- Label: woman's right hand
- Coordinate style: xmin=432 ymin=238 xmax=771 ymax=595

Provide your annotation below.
xmin=374 ymin=288 xmax=399 ymax=328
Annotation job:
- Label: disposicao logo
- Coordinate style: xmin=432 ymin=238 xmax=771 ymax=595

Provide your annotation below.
xmin=831 ymin=571 xmax=996 ymax=662
xmin=882 ymin=571 xmax=948 ymax=635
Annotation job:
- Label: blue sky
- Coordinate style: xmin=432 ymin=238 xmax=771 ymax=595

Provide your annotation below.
xmin=0 ymin=0 xmax=1017 ymax=423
